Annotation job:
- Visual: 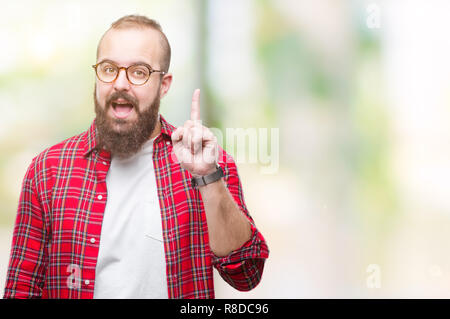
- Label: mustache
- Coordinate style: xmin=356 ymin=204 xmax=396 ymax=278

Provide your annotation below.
xmin=106 ymin=91 xmax=139 ymax=110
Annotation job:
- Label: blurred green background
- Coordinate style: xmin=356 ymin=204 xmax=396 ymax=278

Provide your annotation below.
xmin=2 ymin=0 xmax=450 ymax=298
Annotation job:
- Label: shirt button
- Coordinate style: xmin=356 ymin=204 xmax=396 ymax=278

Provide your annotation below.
xmin=97 ymin=195 xmax=103 ymax=200
xmin=166 ymin=141 xmax=170 ymax=145
xmin=85 ymin=280 xmax=90 ymax=285
xmin=90 ymin=238 xmax=96 ymax=244
xmin=102 ymin=161 xmax=107 ymax=165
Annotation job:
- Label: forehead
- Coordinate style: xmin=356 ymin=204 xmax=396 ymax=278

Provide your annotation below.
xmin=97 ymin=27 xmax=163 ymax=67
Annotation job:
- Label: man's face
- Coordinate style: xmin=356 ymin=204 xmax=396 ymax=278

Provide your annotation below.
xmin=94 ymin=27 xmax=169 ymax=158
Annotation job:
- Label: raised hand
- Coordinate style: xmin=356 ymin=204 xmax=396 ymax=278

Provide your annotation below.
xmin=171 ymin=89 xmax=218 ymax=177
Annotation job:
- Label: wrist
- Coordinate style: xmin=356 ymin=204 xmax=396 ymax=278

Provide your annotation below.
xmin=191 ymin=163 xmax=218 ymax=178
xmin=191 ymin=168 xmax=216 ymax=178
xmin=191 ymin=165 xmax=224 ymax=189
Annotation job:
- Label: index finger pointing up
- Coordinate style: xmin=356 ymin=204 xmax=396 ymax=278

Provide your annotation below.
xmin=190 ymin=88 xmax=201 ymax=121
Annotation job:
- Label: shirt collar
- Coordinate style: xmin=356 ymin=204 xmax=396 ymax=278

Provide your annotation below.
xmin=158 ymin=113 xmax=176 ymax=141
xmin=82 ymin=113 xmax=176 ymax=158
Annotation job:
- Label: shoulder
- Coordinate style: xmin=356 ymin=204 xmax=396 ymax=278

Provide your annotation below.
xmin=28 ymin=127 xmax=90 ymax=178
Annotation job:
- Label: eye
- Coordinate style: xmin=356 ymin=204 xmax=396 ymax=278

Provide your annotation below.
xmin=100 ymin=63 xmax=117 ymax=74
xmin=129 ymin=65 xmax=149 ymax=78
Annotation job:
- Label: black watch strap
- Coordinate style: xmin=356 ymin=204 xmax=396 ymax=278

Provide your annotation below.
xmin=191 ymin=166 xmax=224 ymax=189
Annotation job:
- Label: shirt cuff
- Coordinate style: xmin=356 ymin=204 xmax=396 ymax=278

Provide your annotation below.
xmin=210 ymin=221 xmax=268 ymax=271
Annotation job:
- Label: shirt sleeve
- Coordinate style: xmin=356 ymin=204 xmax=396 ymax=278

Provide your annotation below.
xmin=211 ymin=151 xmax=269 ymax=292
xmin=3 ymin=158 xmax=47 ymax=299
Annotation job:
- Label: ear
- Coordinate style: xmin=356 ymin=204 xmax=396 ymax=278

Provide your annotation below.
xmin=159 ymin=73 xmax=173 ymax=99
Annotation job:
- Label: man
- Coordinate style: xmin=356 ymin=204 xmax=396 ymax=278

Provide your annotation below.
xmin=3 ymin=15 xmax=269 ymax=299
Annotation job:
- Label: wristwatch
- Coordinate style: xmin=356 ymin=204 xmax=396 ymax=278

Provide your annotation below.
xmin=191 ymin=165 xmax=224 ymax=189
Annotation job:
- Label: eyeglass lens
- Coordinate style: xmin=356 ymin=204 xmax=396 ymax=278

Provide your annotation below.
xmin=96 ymin=62 xmax=150 ymax=85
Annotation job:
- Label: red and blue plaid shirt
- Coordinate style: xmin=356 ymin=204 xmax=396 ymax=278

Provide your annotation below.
xmin=3 ymin=115 xmax=269 ymax=299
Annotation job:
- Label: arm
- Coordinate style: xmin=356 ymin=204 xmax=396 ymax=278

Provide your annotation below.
xmin=171 ymin=89 xmax=269 ymax=291
xmin=207 ymin=156 xmax=269 ymax=291
xmin=197 ymin=173 xmax=252 ymax=257
xmin=3 ymin=158 xmax=47 ymax=298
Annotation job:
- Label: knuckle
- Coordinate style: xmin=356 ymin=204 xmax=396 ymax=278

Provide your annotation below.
xmin=192 ymin=136 xmax=202 ymax=144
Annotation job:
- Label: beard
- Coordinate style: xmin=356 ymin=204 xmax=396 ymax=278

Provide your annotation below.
xmin=94 ymin=87 xmax=160 ymax=159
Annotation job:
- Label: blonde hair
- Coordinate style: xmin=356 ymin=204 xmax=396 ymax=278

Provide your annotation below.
xmin=97 ymin=15 xmax=171 ymax=72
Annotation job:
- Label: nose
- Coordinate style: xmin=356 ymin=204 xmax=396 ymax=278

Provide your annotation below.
xmin=113 ymin=68 xmax=130 ymax=91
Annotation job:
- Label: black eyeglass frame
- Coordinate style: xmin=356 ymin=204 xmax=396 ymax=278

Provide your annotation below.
xmin=92 ymin=60 xmax=166 ymax=86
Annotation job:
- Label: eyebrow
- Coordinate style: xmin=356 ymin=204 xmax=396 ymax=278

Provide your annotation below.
xmin=98 ymin=59 xmax=155 ymax=70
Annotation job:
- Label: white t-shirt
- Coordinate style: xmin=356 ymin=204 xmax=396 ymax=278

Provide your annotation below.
xmin=93 ymin=137 xmax=168 ymax=299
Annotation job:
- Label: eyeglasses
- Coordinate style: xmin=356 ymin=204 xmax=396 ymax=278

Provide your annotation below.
xmin=92 ymin=61 xmax=166 ymax=86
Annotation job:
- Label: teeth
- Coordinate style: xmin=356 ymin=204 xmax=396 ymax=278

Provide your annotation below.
xmin=112 ymin=102 xmax=132 ymax=107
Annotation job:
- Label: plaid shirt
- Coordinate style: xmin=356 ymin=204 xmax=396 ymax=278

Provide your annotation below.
xmin=3 ymin=115 xmax=269 ymax=299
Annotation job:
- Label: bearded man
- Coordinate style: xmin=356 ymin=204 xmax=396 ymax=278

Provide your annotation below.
xmin=4 ymin=14 xmax=269 ymax=299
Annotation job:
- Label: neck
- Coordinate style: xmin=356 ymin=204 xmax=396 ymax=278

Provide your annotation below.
xmin=149 ymin=113 xmax=162 ymax=140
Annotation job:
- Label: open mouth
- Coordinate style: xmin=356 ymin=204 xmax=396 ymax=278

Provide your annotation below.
xmin=111 ymin=100 xmax=134 ymax=119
